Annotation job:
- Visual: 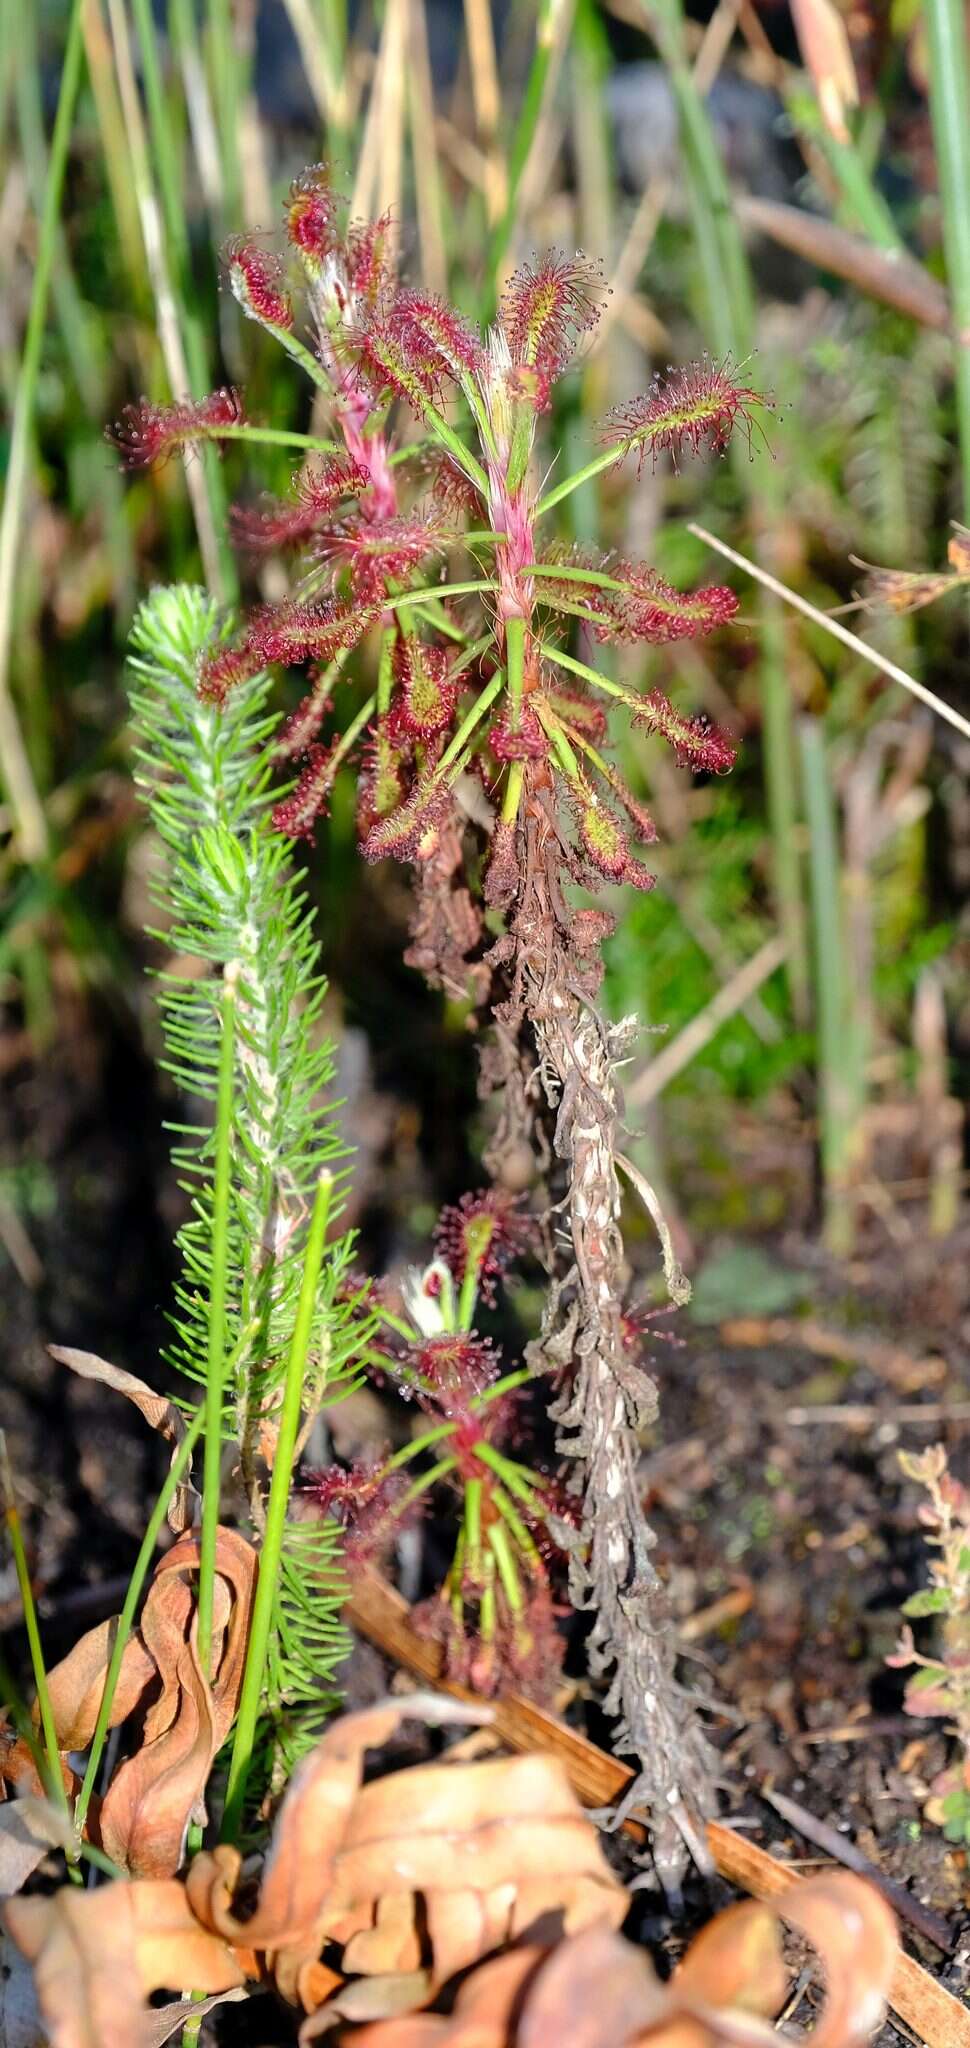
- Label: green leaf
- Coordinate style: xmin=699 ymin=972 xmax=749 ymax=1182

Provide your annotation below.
xmin=907 ymin=1663 xmax=950 ymax=1690
xmin=902 ymin=1587 xmax=951 ymax=1618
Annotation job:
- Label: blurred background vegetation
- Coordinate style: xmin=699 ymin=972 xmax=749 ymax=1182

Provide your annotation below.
xmin=3 ymin=0 xmax=970 ymax=1398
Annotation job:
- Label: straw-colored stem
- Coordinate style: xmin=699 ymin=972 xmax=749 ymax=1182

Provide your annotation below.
xmin=0 ymin=0 xmax=85 ymax=863
xmin=924 ymin=0 xmax=970 ymax=514
xmin=107 ymin=0 xmax=232 ymax=596
xmin=688 ymin=522 xmax=970 ymax=744
xmin=488 ymin=0 xmax=576 ymax=290
xmin=407 ymin=0 xmax=447 ymax=294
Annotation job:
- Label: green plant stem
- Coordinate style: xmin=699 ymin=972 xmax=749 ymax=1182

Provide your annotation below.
xmin=391 ymin=580 xmax=494 ymax=613
xmin=505 ymin=613 xmax=526 ymax=730
xmin=491 ymin=1484 xmax=539 ymax=1563
xmin=196 ymin=977 xmax=237 ymax=1680
xmin=0 ymin=0 xmax=85 ymax=863
xmin=526 ymin=558 xmax=626 ymax=590
xmin=127 ymin=0 xmax=234 ymax=595
xmin=536 ymin=445 xmax=623 ymax=519
xmin=474 ymin=1442 xmax=541 ymax=1504
xmin=217 ymin=427 xmax=342 ymax=455
xmin=437 ymin=669 xmax=506 ymax=772
xmin=924 ymin=0 xmax=970 ymax=513
xmin=464 ymin=1478 xmax=483 ymax=1574
xmin=501 ymin=759 xmax=525 ymax=825
xmin=222 ymin=1173 xmax=333 ymax=1843
xmin=787 ymin=89 xmax=902 ymax=252
xmin=1 ymin=1433 xmax=70 ymax=1820
xmin=647 ymin=0 xmax=806 ymax=1019
xmin=488 ymin=1521 xmax=523 ymax=1612
xmin=73 ymin=1405 xmax=206 ymax=1842
xmin=206 ymin=0 xmax=242 ymax=222
xmin=457 ymin=1264 xmax=480 ymax=1331
xmin=538 ymin=641 xmax=638 ymax=710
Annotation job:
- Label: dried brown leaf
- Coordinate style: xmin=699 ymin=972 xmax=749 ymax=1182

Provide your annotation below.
xmin=96 ymin=1528 xmax=255 ymax=1877
xmin=48 ymin=1347 xmax=198 ymax=1533
xmin=325 ymin=1876 xmax=893 ymax=2048
xmin=790 ymin=0 xmax=859 ymax=141
xmin=99 ymin=1635 xmax=214 ymax=1878
xmin=0 ymin=1800 xmax=74 ymax=1902
xmin=3 ymin=1879 xmax=243 ymax=2048
xmin=188 ymin=1697 xmax=489 ymax=1963
xmin=43 ymin=1617 xmax=156 ymax=1755
xmin=779 ymin=1871 xmax=898 ymax=2048
xmin=672 ymin=1898 xmax=785 ymax=2019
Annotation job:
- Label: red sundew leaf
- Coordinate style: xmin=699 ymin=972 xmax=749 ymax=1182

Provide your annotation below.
xmin=317 ymin=513 xmax=446 ymax=603
xmin=407 ymin=1333 xmax=502 ymax=1420
xmin=587 ymin=759 xmax=658 ymax=846
xmin=500 ymin=253 xmax=606 ymax=381
xmin=351 ymin=317 xmax=442 ymax=415
xmin=346 ymin=212 xmax=395 ymax=302
xmin=391 ymin=639 xmax=459 ymax=740
xmin=250 ymin=598 xmax=378 ymax=670
xmin=489 ymin=708 xmax=549 ymax=762
xmin=304 ymin=1459 xmax=421 ymax=1568
xmin=224 ymin=236 xmax=294 ymax=331
xmin=543 ymin=685 xmax=608 ymax=745
xmin=272 ymin=741 xmax=344 ymax=839
xmin=603 ymin=355 xmax=769 ymax=472
xmin=197 ymin=632 xmax=266 ymax=703
xmin=402 ymin=447 xmax=489 ymax=522
xmin=230 ymin=458 xmax=370 ymax=552
xmin=570 ymin=778 xmax=656 ymax=891
xmin=433 ymin=1191 xmax=535 ymax=1309
xmin=360 ymin=772 xmax=452 ymax=864
xmin=286 ymin=163 xmax=340 ymax=277
xmin=532 ymin=543 xmax=614 ymax=623
xmin=597 ymin=567 xmax=739 ymax=645
xmin=277 ymin=672 xmax=338 ymax=758
xmin=356 ymin=722 xmax=411 ymax=843
xmin=107 ymin=388 xmax=244 ymax=470
xmin=385 ymin=289 xmax=483 ymax=393
xmin=634 ymin=688 xmax=737 ymax=775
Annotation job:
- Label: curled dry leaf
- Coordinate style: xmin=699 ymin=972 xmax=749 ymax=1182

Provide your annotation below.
xmin=3 ymin=1880 xmax=244 ymax=2048
xmin=0 ymin=1799 xmax=76 ymax=1903
xmin=187 ymin=1695 xmax=625 ymax=2016
xmin=47 ymin=1346 xmax=199 ymax=1533
xmin=323 ymin=1873 xmax=896 ymax=2048
xmin=2 ymin=1684 xmax=897 ymax=2048
xmin=99 ymin=1527 xmax=257 ymax=1878
xmin=0 ymin=1528 xmax=256 ymax=1883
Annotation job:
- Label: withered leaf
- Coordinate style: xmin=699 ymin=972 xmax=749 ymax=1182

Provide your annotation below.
xmin=48 ymin=1347 xmax=198 ymax=1533
xmin=3 ymin=1879 xmax=243 ymax=2048
xmin=0 ymin=1799 xmax=75 ymax=1903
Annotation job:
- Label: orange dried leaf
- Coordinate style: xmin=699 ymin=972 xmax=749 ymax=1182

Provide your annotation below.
xmin=100 ymin=1638 xmax=215 ymax=1878
xmin=779 ymin=1870 xmax=899 ymax=2048
xmin=790 ymin=0 xmax=860 ymax=142
xmin=3 ymin=1879 xmax=244 ymax=2048
xmin=97 ymin=1528 xmax=256 ymax=1877
xmin=673 ymin=1898 xmax=785 ymax=2018
xmin=43 ymin=1616 xmax=156 ymax=1755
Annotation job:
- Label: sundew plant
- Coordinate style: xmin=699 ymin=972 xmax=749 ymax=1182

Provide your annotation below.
xmin=111 ymin=166 xmax=770 ymax=1879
